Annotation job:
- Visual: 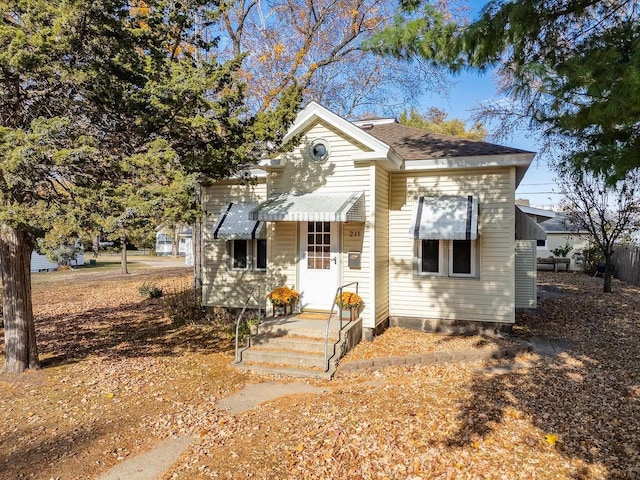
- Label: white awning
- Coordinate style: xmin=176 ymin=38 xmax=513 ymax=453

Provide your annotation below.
xmin=410 ymin=195 xmax=478 ymax=240
xmin=249 ymin=191 xmax=365 ymax=222
xmin=212 ymin=202 xmax=266 ymax=239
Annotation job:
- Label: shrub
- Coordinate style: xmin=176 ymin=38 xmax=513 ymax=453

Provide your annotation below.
xmin=139 ymin=280 xmax=163 ymax=299
xmin=574 ymin=246 xmax=603 ymax=274
xmin=550 ymin=242 xmax=573 ymax=258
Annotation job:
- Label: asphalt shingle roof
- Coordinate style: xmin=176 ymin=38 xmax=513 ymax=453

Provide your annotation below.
xmin=359 ymin=122 xmax=533 ymax=160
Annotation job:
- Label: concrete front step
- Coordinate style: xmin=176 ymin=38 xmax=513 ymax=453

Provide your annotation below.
xmin=241 ymin=348 xmax=326 ymax=369
xmin=251 ymin=335 xmax=327 ymax=354
xmin=254 ymin=317 xmax=342 ymax=340
xmin=234 ymin=363 xmax=332 ymax=379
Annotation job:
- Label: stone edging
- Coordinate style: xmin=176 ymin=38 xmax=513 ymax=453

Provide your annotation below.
xmin=335 ymin=343 xmax=533 ymax=377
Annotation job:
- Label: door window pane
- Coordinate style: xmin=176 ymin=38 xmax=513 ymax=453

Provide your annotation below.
xmin=421 ymin=240 xmax=440 ymax=273
xmin=307 ymin=222 xmax=331 ymax=270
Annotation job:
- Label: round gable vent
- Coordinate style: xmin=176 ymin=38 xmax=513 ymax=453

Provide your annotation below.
xmin=308 ymin=138 xmax=330 ymax=162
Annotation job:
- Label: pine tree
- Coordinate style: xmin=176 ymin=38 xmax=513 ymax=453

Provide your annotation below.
xmin=0 ymin=0 xmax=300 ymax=372
xmin=368 ymin=0 xmax=640 ymax=182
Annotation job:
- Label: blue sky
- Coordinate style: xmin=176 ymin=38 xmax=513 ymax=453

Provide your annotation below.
xmin=415 ymin=1 xmax=562 ymax=207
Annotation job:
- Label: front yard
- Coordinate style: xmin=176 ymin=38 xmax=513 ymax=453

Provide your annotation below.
xmin=0 ymin=269 xmax=638 ymax=479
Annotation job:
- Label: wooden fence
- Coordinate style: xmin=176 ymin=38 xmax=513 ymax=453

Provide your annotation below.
xmin=612 ymin=245 xmax=640 ymax=286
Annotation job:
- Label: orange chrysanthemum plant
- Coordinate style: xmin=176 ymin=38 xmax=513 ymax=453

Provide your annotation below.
xmin=335 ymin=291 xmax=362 ymax=309
xmin=267 ymin=286 xmax=300 ymax=307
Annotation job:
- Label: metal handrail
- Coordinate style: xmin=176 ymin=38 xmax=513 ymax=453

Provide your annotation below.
xmin=234 ymin=284 xmax=264 ymax=363
xmin=323 ymin=281 xmax=359 ymax=372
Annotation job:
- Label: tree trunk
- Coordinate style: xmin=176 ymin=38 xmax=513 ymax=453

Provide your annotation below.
xmin=0 ymin=224 xmax=40 ymax=373
xmin=604 ymin=253 xmax=613 ymax=293
xmin=120 ymin=234 xmax=128 ymax=274
xmin=92 ymin=235 xmax=100 ymax=258
xmin=171 ymin=225 xmax=179 ymax=258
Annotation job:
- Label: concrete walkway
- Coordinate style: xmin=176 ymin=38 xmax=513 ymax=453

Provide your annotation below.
xmin=95 ymin=381 xmax=328 ymax=480
xmin=95 ymin=335 xmax=569 ymax=479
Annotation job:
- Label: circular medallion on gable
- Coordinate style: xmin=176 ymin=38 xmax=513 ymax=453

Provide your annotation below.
xmin=308 ymin=138 xmax=330 ymax=162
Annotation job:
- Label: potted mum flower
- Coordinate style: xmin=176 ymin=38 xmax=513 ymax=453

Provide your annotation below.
xmin=335 ymin=291 xmax=363 ymax=320
xmin=267 ymin=286 xmax=299 ymax=316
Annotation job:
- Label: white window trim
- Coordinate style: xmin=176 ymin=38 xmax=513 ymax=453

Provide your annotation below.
xmin=416 ymin=239 xmax=479 ymax=278
xmin=448 ymin=240 xmax=477 ymax=278
xmin=536 ymin=239 xmax=548 ymax=249
xmin=417 ymin=239 xmax=444 ymax=276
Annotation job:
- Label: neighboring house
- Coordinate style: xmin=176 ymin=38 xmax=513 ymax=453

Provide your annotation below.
xmin=155 ymin=225 xmax=188 ymax=256
xmin=518 ymin=204 xmax=591 ymax=271
xmin=202 ymin=102 xmax=539 ymax=340
xmin=30 ymin=247 xmax=85 ymax=272
xmin=538 ymin=215 xmax=591 ymax=270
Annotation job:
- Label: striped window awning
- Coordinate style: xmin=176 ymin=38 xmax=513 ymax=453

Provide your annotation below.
xmin=212 ymin=202 xmax=266 ymax=239
xmin=249 ymin=191 xmax=365 ymax=222
xmin=410 ymin=195 xmax=478 ymax=240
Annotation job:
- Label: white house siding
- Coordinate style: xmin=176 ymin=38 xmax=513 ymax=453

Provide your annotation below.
xmin=269 ymin=120 xmax=375 ymax=327
xmin=30 ymin=253 xmax=59 ymax=272
xmin=537 ymin=233 xmax=590 ymax=271
xmin=389 ymin=168 xmax=516 ymax=324
xmin=515 ymin=240 xmax=537 ymax=309
xmin=374 ymin=165 xmax=390 ymax=329
xmin=202 ymin=180 xmax=267 ymax=308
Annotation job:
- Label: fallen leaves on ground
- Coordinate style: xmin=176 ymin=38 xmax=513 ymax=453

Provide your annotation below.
xmin=341 ymin=326 xmax=521 ymax=361
xmin=1 ymin=270 xmax=639 ymax=479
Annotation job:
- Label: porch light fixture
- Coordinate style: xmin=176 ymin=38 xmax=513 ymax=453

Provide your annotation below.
xmin=308 ymin=138 xmax=330 ymax=162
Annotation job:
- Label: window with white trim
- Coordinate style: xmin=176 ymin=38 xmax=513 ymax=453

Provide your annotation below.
xmin=230 ymin=239 xmax=267 ymax=271
xmin=418 ymin=239 xmax=478 ymax=278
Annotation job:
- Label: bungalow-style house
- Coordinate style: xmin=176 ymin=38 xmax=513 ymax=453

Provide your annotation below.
xmin=202 ymin=101 xmax=540 ymax=359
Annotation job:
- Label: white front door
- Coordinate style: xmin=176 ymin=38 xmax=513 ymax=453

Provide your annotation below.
xmin=299 ymin=221 xmax=340 ymax=310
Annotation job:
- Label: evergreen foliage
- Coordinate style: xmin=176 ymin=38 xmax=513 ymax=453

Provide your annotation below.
xmin=368 ymin=0 xmax=640 ymax=182
xmin=0 ymin=0 xmax=300 ymax=372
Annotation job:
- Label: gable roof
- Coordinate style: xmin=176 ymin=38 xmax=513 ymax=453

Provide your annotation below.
xmin=270 ymin=102 xmax=535 ymax=182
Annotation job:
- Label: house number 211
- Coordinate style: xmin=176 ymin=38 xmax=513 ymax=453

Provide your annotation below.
xmin=349 ymin=230 xmax=362 ymax=238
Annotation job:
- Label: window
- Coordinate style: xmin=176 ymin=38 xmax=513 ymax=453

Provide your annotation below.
xmin=419 ymin=240 xmax=442 ymax=274
xmin=307 ymin=222 xmax=331 ymax=269
xmin=536 ymin=239 xmax=547 ymax=248
xmin=156 ymin=234 xmax=172 ymax=245
xmin=231 ymin=240 xmax=248 ymax=270
xmin=450 ymin=239 xmax=475 ymax=277
xmin=418 ymin=239 xmax=477 ymax=278
xmin=256 ymin=239 xmax=267 ymax=270
xmin=230 ymin=239 xmax=267 ymax=271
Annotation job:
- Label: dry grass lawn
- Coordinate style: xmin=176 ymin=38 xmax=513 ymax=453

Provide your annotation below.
xmin=1 ymin=268 xmax=639 ymax=479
